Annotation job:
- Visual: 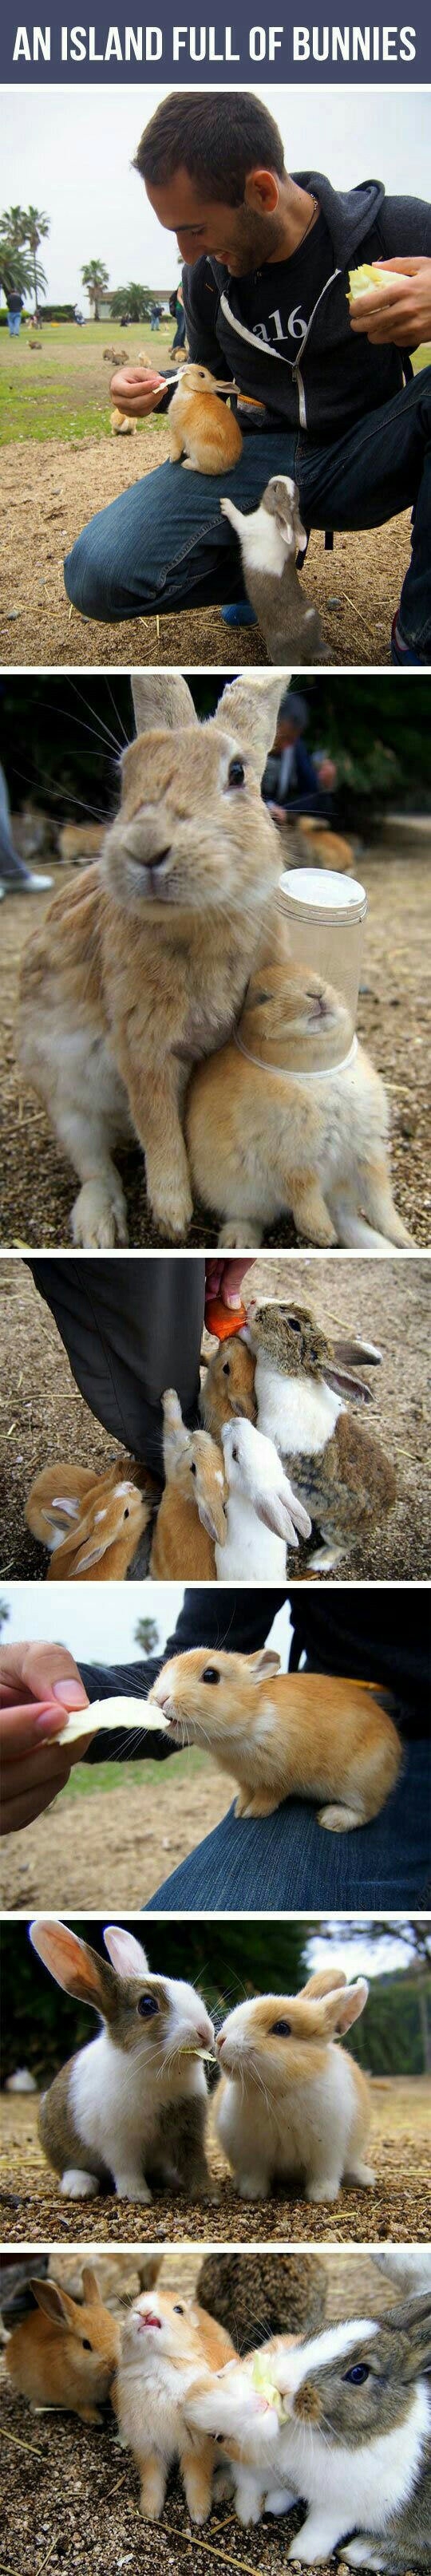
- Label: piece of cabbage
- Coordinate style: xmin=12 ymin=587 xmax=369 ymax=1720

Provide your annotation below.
xmin=348 ymin=263 xmax=408 ymax=299
xmin=57 ymin=1695 xmax=169 ymax=1746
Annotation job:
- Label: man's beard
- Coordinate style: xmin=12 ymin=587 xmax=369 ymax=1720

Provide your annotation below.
xmin=227 ymin=203 xmax=287 ymax=275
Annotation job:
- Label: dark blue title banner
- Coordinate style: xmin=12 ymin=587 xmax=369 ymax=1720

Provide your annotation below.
xmin=2 ymin=0 xmax=430 ymax=80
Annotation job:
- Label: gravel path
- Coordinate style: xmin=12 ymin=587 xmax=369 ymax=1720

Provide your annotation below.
xmin=2 ymin=846 xmax=429 ymax=1252
xmin=1 ymin=2080 xmax=429 ymax=2248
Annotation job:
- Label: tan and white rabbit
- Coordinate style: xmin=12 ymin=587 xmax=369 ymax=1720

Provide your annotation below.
xmin=184 ymin=2337 xmax=295 ymax=2525
xmin=200 ymin=1333 xmax=257 ymax=1440
xmin=148 ymin=1648 xmax=401 ymax=1826
xmin=214 ymin=1966 xmax=374 ymax=2204
xmin=5 ymin=2267 xmax=120 ymax=2423
xmin=113 ymin=2285 xmax=235 ymax=2522
xmin=237 ymin=2295 xmax=431 ymax=2567
xmin=30 ymin=1920 xmax=215 ymax=2203
xmin=26 ymin=1460 xmax=150 ymax=1581
xmin=18 ymin=672 xmax=287 ymax=1247
xmin=187 ymin=961 xmax=411 ymax=1250
xmin=217 ymin=1416 xmax=312 ymax=1581
xmin=247 ymin=1297 xmax=397 ymax=1571
xmin=168 ymin=364 xmax=243 ymax=473
xmin=150 ymin=1389 xmax=227 ymax=1579
xmin=220 ymin=475 xmax=323 ymax=662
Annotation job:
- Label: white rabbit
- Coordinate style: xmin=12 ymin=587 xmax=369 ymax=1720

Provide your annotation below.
xmin=214 ymin=1966 xmax=374 ymax=2203
xmin=18 ymin=671 xmax=287 ymax=1247
xmin=247 ymin=1297 xmax=396 ymax=1572
xmin=215 ymin=1417 xmax=311 ymax=1580
xmin=29 ymin=1920 xmax=214 ymax=2203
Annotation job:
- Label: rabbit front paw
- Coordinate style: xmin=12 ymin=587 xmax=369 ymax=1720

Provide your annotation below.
xmin=71 ymin=1179 xmax=129 ymax=1247
xmin=342 ymin=2544 xmax=385 ymax=2570
xmin=114 ymin=2174 xmax=152 ymax=2203
xmin=306 ymin=2175 xmax=342 ymax=2204
xmin=150 ymin=1178 xmax=193 ymax=1242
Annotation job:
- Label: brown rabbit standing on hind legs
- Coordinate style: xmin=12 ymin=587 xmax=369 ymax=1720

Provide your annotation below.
xmin=18 ymin=674 xmax=287 ymax=1247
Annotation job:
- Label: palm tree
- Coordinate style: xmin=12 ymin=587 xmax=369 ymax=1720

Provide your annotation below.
xmin=111 ymin=282 xmax=153 ymax=323
xmin=26 ymin=205 xmax=49 ymax=310
xmin=1 ymin=204 xmax=28 ymax=248
xmin=0 ymin=231 xmax=33 ymax=302
xmin=81 ymin=259 xmax=109 ymax=322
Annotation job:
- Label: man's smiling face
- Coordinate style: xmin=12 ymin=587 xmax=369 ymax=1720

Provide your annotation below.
xmin=144 ymin=165 xmax=287 ymax=274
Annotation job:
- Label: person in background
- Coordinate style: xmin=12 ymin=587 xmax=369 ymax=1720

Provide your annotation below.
xmin=263 ymin=691 xmax=337 ymax=824
xmin=6 ymin=288 xmax=24 ymax=338
xmin=0 ymin=765 xmax=53 ymax=899
xmin=170 ymin=284 xmax=187 ymax=353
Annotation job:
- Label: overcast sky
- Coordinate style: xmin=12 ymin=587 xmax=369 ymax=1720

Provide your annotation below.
xmin=1 ymin=1582 xmax=292 ymax=1661
xmin=2 ymin=85 xmax=430 ymax=306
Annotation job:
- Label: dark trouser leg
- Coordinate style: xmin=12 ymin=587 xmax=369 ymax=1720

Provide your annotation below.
xmin=298 ymin=368 xmax=431 ymax=654
xmin=146 ymin=1736 xmax=429 ymax=1912
xmin=29 ymin=1256 xmax=204 ymax=1472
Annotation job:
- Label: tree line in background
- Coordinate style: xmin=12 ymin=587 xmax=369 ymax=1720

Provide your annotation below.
xmin=1 ymin=676 xmax=430 ymax=829
xmin=2 ymin=1917 xmax=429 ymax=2084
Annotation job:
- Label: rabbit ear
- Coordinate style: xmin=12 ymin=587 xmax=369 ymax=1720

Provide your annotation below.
xmin=131 ymin=674 xmax=198 ymax=737
xmin=388 ymin=2296 xmax=431 ymax=2380
xmin=46 ymin=1495 xmax=81 ymax=1524
xmin=30 ymin=1918 xmax=112 ymax=2011
xmin=334 ymin=1336 xmax=382 ymax=1369
xmin=103 ymin=1925 xmax=150 ymax=1977
xmin=81 ymin=2266 xmax=102 ymax=2305
xmin=323 ymin=1361 xmax=374 ymax=1406
xmin=302 ymin=1968 xmax=348 ymax=2001
xmin=218 ymin=677 xmax=289 ymax=773
xmin=247 ymin=1648 xmax=282 ymax=1680
xmin=320 ymin=1977 xmax=369 ymax=2035
xmin=31 ymin=2280 xmax=76 ymax=2329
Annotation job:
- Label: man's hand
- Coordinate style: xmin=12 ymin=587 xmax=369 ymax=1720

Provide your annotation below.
xmin=350 ymin=257 xmax=431 ymax=346
xmin=205 ymin=1258 xmax=253 ymax=1314
xmin=109 ymin=365 xmax=167 ymax=417
xmin=0 ymin=1644 xmax=93 ymax=1835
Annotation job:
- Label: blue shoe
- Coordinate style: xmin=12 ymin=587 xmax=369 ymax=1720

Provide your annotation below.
xmin=390 ymin=615 xmax=429 ymax=666
xmin=221 ymin=603 xmax=257 ymax=627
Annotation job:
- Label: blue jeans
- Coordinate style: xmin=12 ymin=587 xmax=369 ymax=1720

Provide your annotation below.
xmin=65 ymin=368 xmax=431 ymax=651
xmin=8 ymin=313 xmax=22 ymax=336
xmin=146 ymin=1737 xmax=430 ymax=1913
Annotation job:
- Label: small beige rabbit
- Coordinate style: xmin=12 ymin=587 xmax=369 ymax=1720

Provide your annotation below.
xmin=168 ymin=363 xmax=243 ymax=472
xmin=248 ymin=1297 xmax=397 ymax=1570
xmin=200 ymin=1334 xmax=257 ymax=1440
xmin=18 ymin=672 xmax=287 ymax=1247
xmin=215 ymin=1966 xmax=374 ymax=2203
xmin=5 ymin=2267 xmax=120 ymax=2422
xmin=150 ymin=1389 xmax=227 ymax=1578
xmin=187 ymin=959 xmax=411 ymax=1249
xmin=220 ymin=474 xmax=323 ymax=662
xmin=30 ymin=1919 xmax=215 ymax=2203
xmin=113 ymin=2285 xmax=235 ymax=2521
xmin=148 ymin=1646 xmax=401 ymax=1826
xmin=26 ymin=1460 xmax=151 ymax=1580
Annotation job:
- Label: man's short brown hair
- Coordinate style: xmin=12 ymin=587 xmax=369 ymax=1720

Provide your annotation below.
xmin=134 ymin=90 xmax=286 ymax=205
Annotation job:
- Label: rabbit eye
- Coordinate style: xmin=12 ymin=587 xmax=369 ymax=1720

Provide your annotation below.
xmin=190 ymin=1461 xmax=197 ymax=1476
xmin=231 ymin=1445 xmax=239 ymax=1462
xmin=173 ymin=2304 xmax=184 ymax=2315
xmin=271 ymin=2018 xmax=291 ymax=2037
xmin=137 ymin=1993 xmax=159 ymax=2018
xmin=343 ymin=2364 xmax=370 ymax=2384
xmin=227 ymin=759 xmax=245 ymax=788
xmin=223 ymin=1361 xmax=230 ymax=1376
xmin=81 ymin=2337 xmax=92 ymax=2350
xmin=287 ymin=1316 xmax=301 ymax=1332
xmin=124 ymin=1507 xmax=129 ymax=1519
xmin=216 ymin=2433 xmax=225 ymax=2444
xmin=202 ymin=1665 xmax=220 ymax=1685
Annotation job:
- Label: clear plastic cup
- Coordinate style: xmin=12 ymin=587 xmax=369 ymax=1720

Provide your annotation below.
xmin=278 ymin=866 xmax=368 ymax=1053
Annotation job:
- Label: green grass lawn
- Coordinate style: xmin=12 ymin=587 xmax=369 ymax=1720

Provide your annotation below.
xmin=62 ymin=1743 xmax=207 ymax=1801
xmin=0 ymin=316 xmax=174 ymax=444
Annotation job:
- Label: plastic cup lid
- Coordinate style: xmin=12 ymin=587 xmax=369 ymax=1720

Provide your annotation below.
xmin=279 ymin=867 xmax=366 ymax=909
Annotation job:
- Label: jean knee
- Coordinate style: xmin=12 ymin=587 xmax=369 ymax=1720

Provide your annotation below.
xmin=64 ymin=531 xmax=114 ymax=619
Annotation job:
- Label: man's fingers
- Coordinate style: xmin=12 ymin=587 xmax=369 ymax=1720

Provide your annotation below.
xmin=0 ymin=1702 xmax=68 ymax=1756
xmin=378 ymin=255 xmax=421 ymax=274
xmin=2 ymin=1744 xmax=73 ymax=1806
xmin=2 ymin=1768 xmax=73 ymax=1836
xmin=5 ymin=1643 xmax=89 ymax=1714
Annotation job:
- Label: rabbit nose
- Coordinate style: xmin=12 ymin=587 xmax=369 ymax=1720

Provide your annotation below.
xmin=196 ymin=2021 xmax=211 ymax=2045
xmin=217 ymin=2033 xmax=226 ymax=2050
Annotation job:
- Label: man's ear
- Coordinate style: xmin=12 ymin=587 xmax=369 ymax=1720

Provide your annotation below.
xmin=218 ymin=677 xmax=291 ymax=774
xmin=131 ymin=674 xmax=198 ymax=736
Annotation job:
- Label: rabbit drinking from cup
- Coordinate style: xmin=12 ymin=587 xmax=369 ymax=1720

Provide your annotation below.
xmin=5 ymin=2267 xmax=120 ymax=2424
xmin=168 ymin=363 xmax=243 ymax=472
xmin=220 ymin=476 xmax=323 ymax=663
xmin=26 ymin=1460 xmax=150 ymax=1580
xmin=187 ymin=960 xmax=411 ymax=1250
xmin=148 ymin=1650 xmax=400 ymax=1825
xmin=214 ymin=1966 xmax=374 ymax=2203
xmin=18 ymin=672 xmax=287 ymax=1247
xmin=247 ymin=1297 xmax=397 ymax=1571
xmin=113 ymin=2285 xmax=235 ymax=2522
xmin=29 ymin=1920 xmax=215 ymax=2203
xmin=150 ymin=1389 xmax=227 ymax=1578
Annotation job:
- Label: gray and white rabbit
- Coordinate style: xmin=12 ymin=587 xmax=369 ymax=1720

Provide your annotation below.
xmin=30 ymin=1919 xmax=214 ymax=2203
xmin=220 ymin=476 xmax=323 ymax=663
xmin=246 ymin=1297 xmax=396 ymax=1571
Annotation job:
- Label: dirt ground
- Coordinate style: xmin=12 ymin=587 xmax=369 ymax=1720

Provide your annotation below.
xmin=0 ymin=1253 xmax=429 ymax=1588
xmin=0 ymin=427 xmax=411 ymax=669
xmin=2 ymin=2250 xmax=421 ymax=2576
xmin=1 ymin=1763 xmax=229 ymax=1914
xmin=2 ymin=845 xmax=430 ymax=1252
xmin=1 ymin=2078 xmax=429 ymax=2250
